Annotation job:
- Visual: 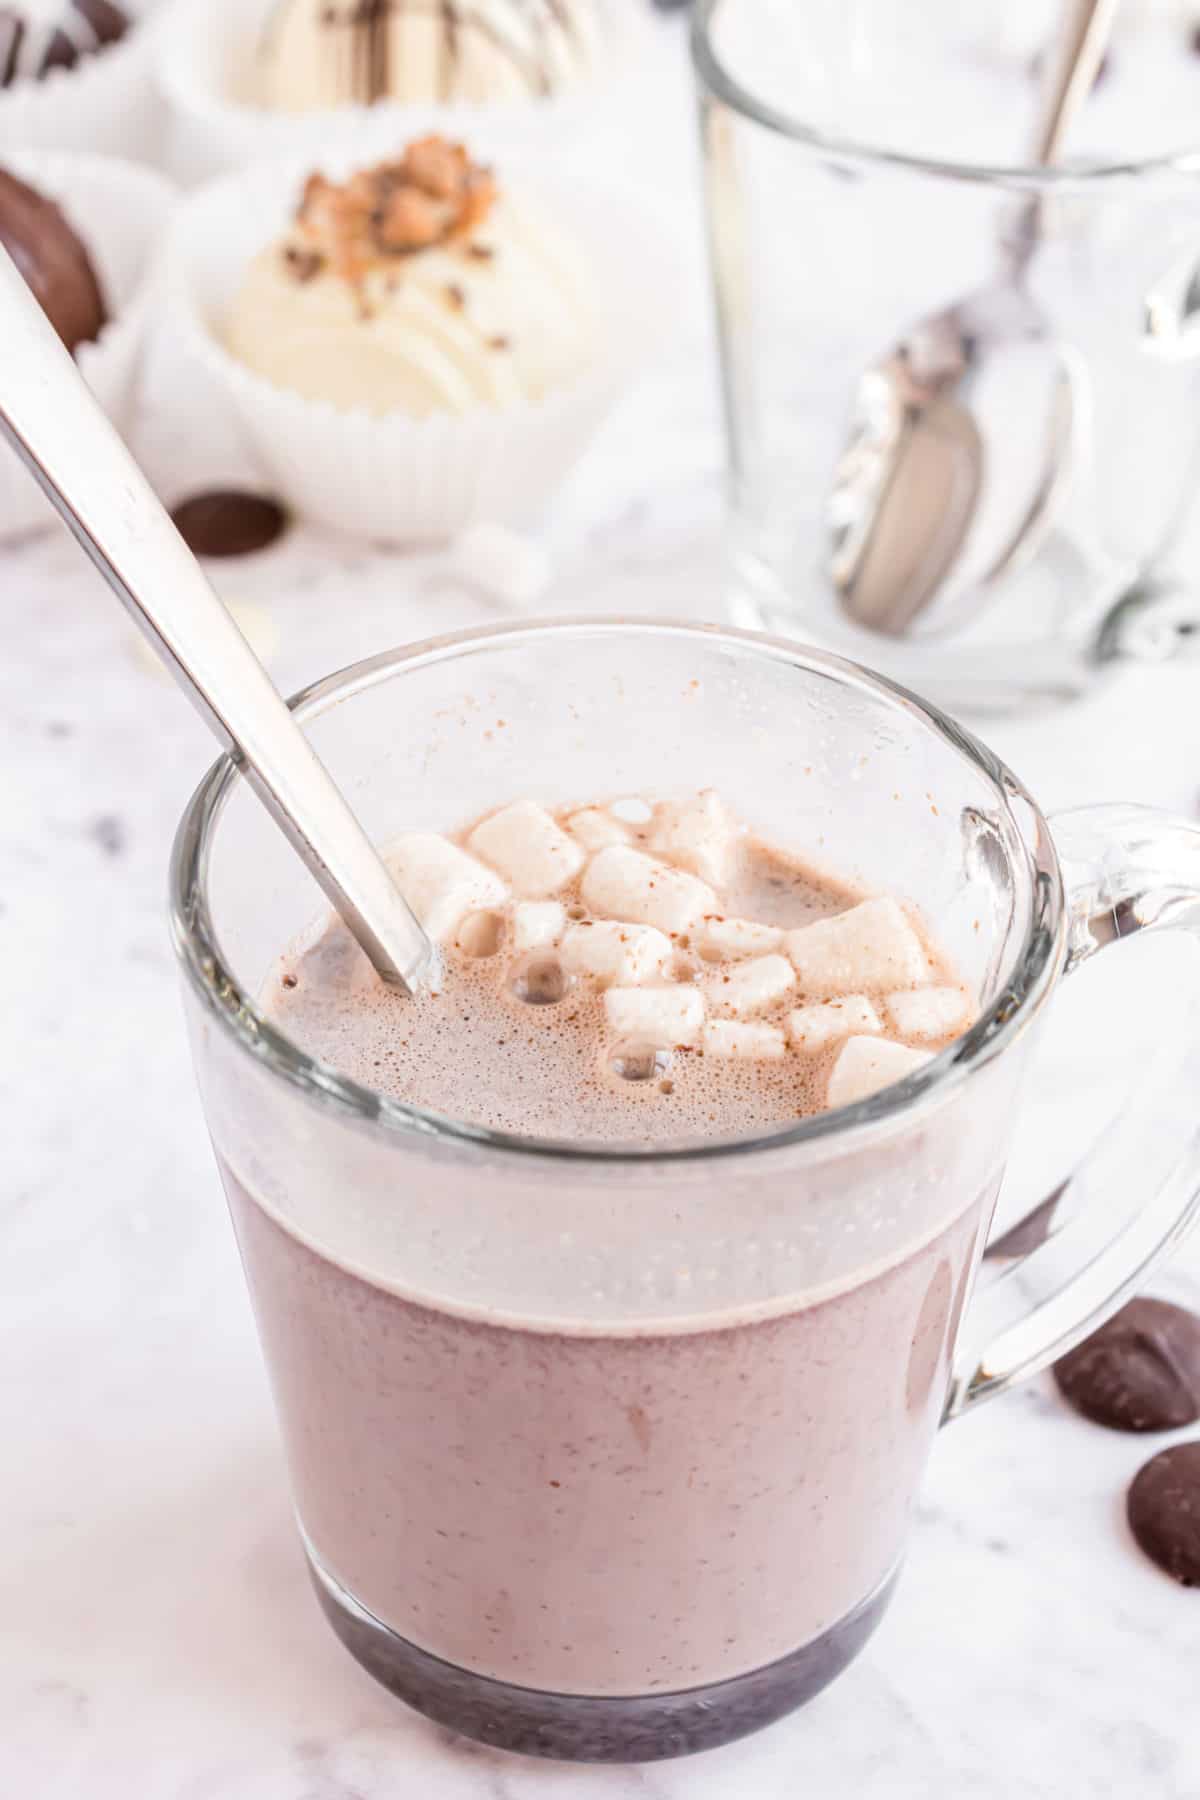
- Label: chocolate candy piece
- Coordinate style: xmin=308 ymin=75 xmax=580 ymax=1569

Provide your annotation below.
xmin=0 ymin=166 xmax=106 ymax=353
xmin=0 ymin=1 xmax=129 ymax=88
xmin=1127 ymin=1442 xmax=1200 ymax=1586
xmin=170 ymin=491 xmax=290 ymax=559
xmin=1053 ymin=1298 xmax=1200 ymax=1433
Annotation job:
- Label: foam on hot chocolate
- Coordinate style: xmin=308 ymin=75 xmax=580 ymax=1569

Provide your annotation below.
xmin=264 ymin=793 xmax=970 ymax=1144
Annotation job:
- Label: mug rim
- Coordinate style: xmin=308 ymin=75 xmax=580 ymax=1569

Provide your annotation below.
xmin=169 ymin=617 xmax=1066 ymax=1164
xmin=691 ymin=0 xmax=1200 ymax=190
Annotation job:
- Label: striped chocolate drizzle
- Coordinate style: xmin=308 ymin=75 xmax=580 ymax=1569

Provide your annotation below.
xmin=316 ymin=0 xmax=585 ymax=104
xmin=0 ymin=0 xmax=127 ymax=90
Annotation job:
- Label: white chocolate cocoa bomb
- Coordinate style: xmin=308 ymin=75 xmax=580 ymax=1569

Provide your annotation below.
xmin=226 ymin=136 xmax=593 ymax=418
xmin=254 ymin=0 xmax=602 ymax=111
xmin=267 ymin=791 xmax=974 ymax=1142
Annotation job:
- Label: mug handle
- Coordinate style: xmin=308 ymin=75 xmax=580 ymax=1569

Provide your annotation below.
xmin=944 ymin=802 xmax=1200 ymax=1420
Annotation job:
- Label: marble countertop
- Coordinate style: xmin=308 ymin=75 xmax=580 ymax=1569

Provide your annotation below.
xmin=5 ymin=22 xmax=1200 ymax=1799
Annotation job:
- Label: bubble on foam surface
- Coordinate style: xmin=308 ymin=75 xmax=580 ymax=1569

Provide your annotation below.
xmin=509 ymin=951 xmax=572 ymax=1007
xmin=457 ymin=909 xmax=506 ymax=958
xmin=609 ymin=1044 xmax=673 ymax=1084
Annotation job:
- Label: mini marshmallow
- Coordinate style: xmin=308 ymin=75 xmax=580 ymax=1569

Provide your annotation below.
xmin=827 ymin=1036 xmax=933 ymax=1109
xmin=448 ymin=521 xmax=552 ymax=610
xmin=566 ymin=807 xmax=632 ymax=852
xmin=885 ymin=987 xmax=971 ymax=1041
xmin=560 ymin=920 xmax=673 ymax=987
xmin=650 ymin=789 xmax=736 ymax=887
xmin=705 ymin=953 xmax=795 ymax=1018
xmin=699 ymin=916 xmax=784 ymax=960
xmin=511 ymin=901 xmax=567 ymax=954
xmin=789 ymin=995 xmax=882 ymax=1054
xmin=581 ymin=846 xmax=716 ymax=937
xmin=785 ymin=897 xmax=929 ymax=998
xmin=384 ymin=833 xmax=507 ymax=944
xmin=468 ymin=800 xmax=584 ymax=898
xmin=701 ymin=1020 xmax=787 ymax=1061
xmin=604 ymin=985 xmax=705 ymax=1047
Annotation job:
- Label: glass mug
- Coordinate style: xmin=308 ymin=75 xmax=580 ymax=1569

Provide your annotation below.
xmin=693 ymin=0 xmax=1200 ymax=712
xmin=172 ymin=621 xmax=1200 ymax=1763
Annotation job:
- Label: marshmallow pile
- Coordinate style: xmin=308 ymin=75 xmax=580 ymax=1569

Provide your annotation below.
xmin=384 ymin=792 xmax=972 ymax=1113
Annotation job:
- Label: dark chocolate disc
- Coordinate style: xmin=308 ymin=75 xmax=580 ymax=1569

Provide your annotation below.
xmin=170 ymin=491 xmax=290 ymax=558
xmin=1127 ymin=1442 xmax=1200 ymax=1586
xmin=0 ymin=166 xmax=106 ymax=353
xmin=1052 ymin=1298 xmax=1200 ymax=1433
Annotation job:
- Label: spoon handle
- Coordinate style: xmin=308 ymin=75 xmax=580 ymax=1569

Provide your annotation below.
xmin=1028 ymin=0 xmax=1120 ymax=167
xmin=1001 ymin=0 xmax=1119 ymax=273
xmin=0 ymin=247 xmax=435 ymax=995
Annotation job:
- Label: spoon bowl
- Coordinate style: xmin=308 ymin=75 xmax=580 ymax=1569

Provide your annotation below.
xmin=832 ymin=282 xmax=1075 ymax=638
xmin=832 ymin=0 xmax=1117 ymax=639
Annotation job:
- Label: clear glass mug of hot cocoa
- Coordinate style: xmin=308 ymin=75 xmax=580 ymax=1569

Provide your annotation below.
xmin=171 ymin=620 xmax=1200 ymax=1763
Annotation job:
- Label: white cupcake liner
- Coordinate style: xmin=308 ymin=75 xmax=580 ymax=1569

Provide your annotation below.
xmin=155 ymin=0 xmax=648 ymax=186
xmin=162 ymin=148 xmax=664 ymax=544
xmin=0 ymin=1 xmax=165 ymax=159
xmin=0 ymin=149 xmax=176 ymax=541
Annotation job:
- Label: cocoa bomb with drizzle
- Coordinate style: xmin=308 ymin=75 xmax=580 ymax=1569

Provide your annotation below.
xmin=255 ymin=0 xmax=602 ymax=111
xmin=0 ymin=0 xmax=128 ymax=88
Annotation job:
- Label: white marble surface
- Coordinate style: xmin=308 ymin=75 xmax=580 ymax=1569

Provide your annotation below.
xmin=5 ymin=19 xmax=1200 ymax=1799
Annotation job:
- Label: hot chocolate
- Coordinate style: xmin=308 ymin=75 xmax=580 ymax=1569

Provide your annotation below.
xmin=222 ymin=790 xmax=985 ymax=1753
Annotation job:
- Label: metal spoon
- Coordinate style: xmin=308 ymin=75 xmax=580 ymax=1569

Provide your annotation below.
xmin=0 ymin=246 xmax=436 ymax=995
xmin=831 ymin=0 xmax=1119 ymax=639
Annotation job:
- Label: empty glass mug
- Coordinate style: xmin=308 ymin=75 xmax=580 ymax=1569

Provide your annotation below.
xmin=172 ymin=620 xmax=1200 ymax=1762
xmin=694 ymin=0 xmax=1200 ymax=711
